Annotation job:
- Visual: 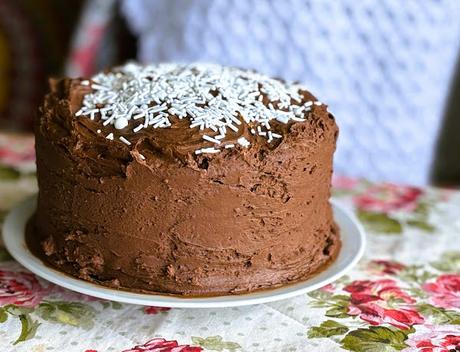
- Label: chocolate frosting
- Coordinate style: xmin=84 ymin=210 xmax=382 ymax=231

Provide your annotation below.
xmin=27 ymin=65 xmax=340 ymax=295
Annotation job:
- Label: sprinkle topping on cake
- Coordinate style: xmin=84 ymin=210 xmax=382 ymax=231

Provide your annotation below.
xmin=76 ymin=63 xmax=322 ymax=154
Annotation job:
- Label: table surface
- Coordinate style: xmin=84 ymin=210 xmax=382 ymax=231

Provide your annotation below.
xmin=0 ymin=133 xmax=459 ymax=352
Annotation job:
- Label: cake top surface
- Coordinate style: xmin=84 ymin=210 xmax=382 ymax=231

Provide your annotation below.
xmin=74 ymin=63 xmax=324 ymax=155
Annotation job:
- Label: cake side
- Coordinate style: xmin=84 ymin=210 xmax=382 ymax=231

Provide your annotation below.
xmin=27 ymin=64 xmax=340 ymax=295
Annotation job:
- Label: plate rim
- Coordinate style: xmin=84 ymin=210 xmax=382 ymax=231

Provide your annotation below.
xmin=2 ymin=195 xmax=365 ymax=308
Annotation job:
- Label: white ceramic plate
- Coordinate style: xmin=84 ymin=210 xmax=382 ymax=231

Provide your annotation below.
xmin=3 ymin=195 xmax=365 ymax=308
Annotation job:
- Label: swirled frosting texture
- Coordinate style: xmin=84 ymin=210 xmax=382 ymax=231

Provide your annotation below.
xmin=27 ymin=64 xmax=340 ymax=295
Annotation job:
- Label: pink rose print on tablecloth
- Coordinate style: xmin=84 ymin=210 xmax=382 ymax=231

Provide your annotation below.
xmin=403 ymin=325 xmax=460 ymax=352
xmin=344 ymin=279 xmax=424 ymax=329
xmin=144 ymin=306 xmax=171 ymax=314
xmin=319 ymin=283 xmax=336 ymax=293
xmin=345 ymin=279 xmax=415 ymax=305
xmin=368 ymin=260 xmax=406 ymax=275
xmin=423 ymin=274 xmax=460 ymax=310
xmin=347 ymin=303 xmax=424 ymax=330
xmin=0 ymin=146 xmax=35 ymax=165
xmin=0 ymin=270 xmax=47 ymax=308
xmin=122 ymin=338 xmax=203 ymax=352
xmin=69 ymin=25 xmax=105 ymax=77
xmin=0 ymin=135 xmax=35 ymax=167
xmin=332 ymin=175 xmax=360 ymax=190
xmin=46 ymin=284 xmax=97 ymax=302
xmin=354 ymin=184 xmax=423 ymax=213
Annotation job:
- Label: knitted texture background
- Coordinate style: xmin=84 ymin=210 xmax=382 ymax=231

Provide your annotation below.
xmin=122 ymin=0 xmax=460 ymax=185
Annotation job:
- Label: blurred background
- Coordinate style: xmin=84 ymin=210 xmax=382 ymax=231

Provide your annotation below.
xmin=0 ymin=0 xmax=459 ymax=186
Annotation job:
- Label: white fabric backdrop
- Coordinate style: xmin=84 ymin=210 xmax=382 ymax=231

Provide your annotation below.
xmin=121 ymin=0 xmax=460 ymax=185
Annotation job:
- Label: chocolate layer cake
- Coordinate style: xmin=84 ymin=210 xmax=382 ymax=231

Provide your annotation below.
xmin=27 ymin=63 xmax=340 ymax=295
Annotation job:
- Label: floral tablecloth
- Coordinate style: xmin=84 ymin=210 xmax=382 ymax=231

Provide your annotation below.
xmin=0 ymin=133 xmax=459 ymax=352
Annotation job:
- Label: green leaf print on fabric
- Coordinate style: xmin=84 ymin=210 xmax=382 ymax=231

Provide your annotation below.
xmin=357 ymin=211 xmax=403 ymax=234
xmin=100 ymin=301 xmax=111 ymax=309
xmin=0 ymin=247 xmax=13 ymax=262
xmin=111 ymin=301 xmax=123 ymax=310
xmin=100 ymin=301 xmax=123 ymax=310
xmin=413 ymin=202 xmax=429 ymax=217
xmin=405 ymin=219 xmax=435 ymax=233
xmin=0 ymin=165 xmax=20 ymax=180
xmin=191 ymin=336 xmax=241 ymax=351
xmin=402 ymin=200 xmax=436 ymax=233
xmin=308 ymin=320 xmax=349 ymax=338
xmin=14 ymin=313 xmax=40 ymax=345
xmin=416 ymin=303 xmax=460 ymax=325
xmin=405 ymin=287 xmax=428 ymax=299
xmin=307 ymin=289 xmax=333 ymax=300
xmin=0 ymin=307 xmax=8 ymax=322
xmin=13 ymin=314 xmax=40 ymax=345
xmin=398 ymin=265 xmax=436 ymax=286
xmin=2 ymin=306 xmax=40 ymax=344
xmin=430 ymin=251 xmax=460 ymax=273
xmin=341 ymin=326 xmax=413 ymax=352
xmin=5 ymin=305 xmax=34 ymax=316
xmin=36 ymin=301 xmax=96 ymax=329
xmin=308 ymin=292 xmax=351 ymax=319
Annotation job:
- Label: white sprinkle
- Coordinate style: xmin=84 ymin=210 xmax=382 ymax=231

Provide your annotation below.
xmin=75 ymin=109 xmax=84 ymax=117
xmin=201 ymin=147 xmax=220 ymax=154
xmin=126 ymin=106 xmax=137 ymax=119
xmin=153 ymin=120 xmax=164 ymax=128
xmin=119 ymin=136 xmax=131 ymax=145
xmin=97 ymin=129 xmax=101 ymax=133
xmin=139 ymin=153 xmax=146 ymax=160
xmin=106 ymin=133 xmax=114 ymax=140
xmin=237 ymin=137 xmax=250 ymax=148
xmin=271 ymin=133 xmax=282 ymax=138
xmin=314 ymin=101 xmax=323 ymax=106
xmin=196 ymin=147 xmax=220 ymax=154
xmin=267 ymin=131 xmax=273 ymax=142
xmin=225 ymin=144 xmax=235 ymax=149
xmin=190 ymin=121 xmax=203 ymax=129
xmin=276 ymin=115 xmax=290 ymax=124
xmin=291 ymin=117 xmax=306 ymax=122
xmin=82 ymin=108 xmax=98 ymax=116
xmin=227 ymin=123 xmax=239 ymax=132
xmin=203 ymin=135 xmax=221 ymax=145
xmin=81 ymin=80 xmax=90 ymax=86
xmin=91 ymin=83 xmax=108 ymax=91
xmin=229 ymin=115 xmax=242 ymax=125
xmin=133 ymin=124 xmax=144 ymax=133
xmin=304 ymin=101 xmax=313 ymax=107
xmin=114 ymin=117 xmax=129 ymax=130
xmin=149 ymin=105 xmax=168 ymax=113
xmin=103 ymin=115 xmax=115 ymax=126
xmin=133 ymin=112 xmax=145 ymax=119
